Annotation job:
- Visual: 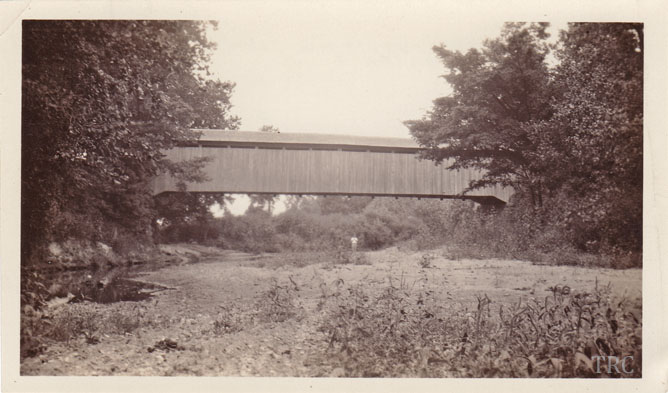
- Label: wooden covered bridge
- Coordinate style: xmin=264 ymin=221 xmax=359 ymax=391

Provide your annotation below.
xmin=151 ymin=130 xmax=513 ymax=205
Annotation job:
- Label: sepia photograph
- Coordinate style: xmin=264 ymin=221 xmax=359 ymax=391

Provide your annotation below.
xmin=1 ymin=1 xmax=666 ymax=392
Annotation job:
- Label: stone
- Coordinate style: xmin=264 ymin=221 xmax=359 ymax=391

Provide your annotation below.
xmin=48 ymin=242 xmax=63 ymax=256
xmin=97 ymin=242 xmax=112 ymax=255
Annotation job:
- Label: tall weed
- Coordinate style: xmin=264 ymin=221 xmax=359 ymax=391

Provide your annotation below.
xmin=314 ymin=280 xmax=641 ymax=377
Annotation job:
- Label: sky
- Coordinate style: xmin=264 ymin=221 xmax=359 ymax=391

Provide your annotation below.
xmin=206 ymin=2 xmax=562 ymax=139
xmin=203 ymin=3 xmax=565 ymax=215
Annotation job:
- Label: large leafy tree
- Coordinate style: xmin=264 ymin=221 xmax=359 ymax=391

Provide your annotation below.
xmin=406 ymin=22 xmax=643 ymax=253
xmin=405 ymin=23 xmax=554 ymax=206
xmin=22 ymin=20 xmax=240 ymax=263
xmin=529 ymin=23 xmax=643 ymax=251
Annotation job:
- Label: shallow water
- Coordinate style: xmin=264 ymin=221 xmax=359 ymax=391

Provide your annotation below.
xmin=44 ymin=266 xmax=170 ymax=304
xmin=70 ymin=277 xmax=169 ymax=303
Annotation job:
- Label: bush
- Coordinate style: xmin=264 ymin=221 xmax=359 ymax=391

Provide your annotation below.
xmin=162 ymin=196 xmax=640 ymax=269
xmin=314 ymin=280 xmax=641 ymax=377
xmin=333 ymin=249 xmax=370 ymax=265
xmin=20 ymin=302 xmax=148 ymax=360
xmin=254 ymin=279 xmax=304 ymax=323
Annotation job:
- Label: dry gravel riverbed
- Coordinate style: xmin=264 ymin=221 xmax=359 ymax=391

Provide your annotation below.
xmin=21 ymin=245 xmax=641 ymax=376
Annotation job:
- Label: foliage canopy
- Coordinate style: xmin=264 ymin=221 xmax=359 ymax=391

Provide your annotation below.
xmin=22 ymin=20 xmax=239 ymax=263
xmin=405 ymin=23 xmax=643 ymax=253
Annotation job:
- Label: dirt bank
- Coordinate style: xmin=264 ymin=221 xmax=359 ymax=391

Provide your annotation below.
xmin=21 ymin=246 xmax=641 ymax=376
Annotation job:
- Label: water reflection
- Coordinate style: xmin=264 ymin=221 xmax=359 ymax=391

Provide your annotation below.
xmin=46 ymin=268 xmax=169 ymax=304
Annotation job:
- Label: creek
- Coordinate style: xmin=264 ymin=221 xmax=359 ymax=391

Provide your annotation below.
xmin=43 ymin=263 xmax=171 ymax=304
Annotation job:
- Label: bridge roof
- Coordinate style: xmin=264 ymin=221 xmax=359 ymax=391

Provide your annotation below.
xmin=192 ymin=129 xmax=421 ymax=152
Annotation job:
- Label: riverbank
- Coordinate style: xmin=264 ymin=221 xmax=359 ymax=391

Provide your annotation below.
xmin=21 ymin=246 xmax=642 ymax=377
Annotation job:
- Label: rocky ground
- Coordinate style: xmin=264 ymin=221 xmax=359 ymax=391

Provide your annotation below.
xmin=21 ymin=245 xmax=642 ymax=376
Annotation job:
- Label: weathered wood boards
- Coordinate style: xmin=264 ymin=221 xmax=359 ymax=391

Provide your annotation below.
xmin=151 ymin=130 xmax=513 ymax=204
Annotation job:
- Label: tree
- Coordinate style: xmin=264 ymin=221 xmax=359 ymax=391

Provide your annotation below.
xmin=405 ymin=22 xmax=643 ymax=254
xmin=22 ymin=20 xmax=240 ymax=263
xmin=528 ymin=23 xmax=643 ymax=251
xmin=259 ymin=124 xmax=280 ymax=133
xmin=153 ymin=193 xmax=228 ymax=243
xmin=405 ymin=23 xmax=554 ymax=206
xmin=247 ymin=194 xmax=278 ymax=215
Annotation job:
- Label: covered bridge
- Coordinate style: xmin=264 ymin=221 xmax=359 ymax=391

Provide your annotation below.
xmin=151 ymin=130 xmax=513 ymax=205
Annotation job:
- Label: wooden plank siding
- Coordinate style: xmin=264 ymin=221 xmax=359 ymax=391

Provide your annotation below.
xmin=151 ymin=131 xmax=513 ymax=204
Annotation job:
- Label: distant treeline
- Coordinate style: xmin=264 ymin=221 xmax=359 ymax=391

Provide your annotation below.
xmin=156 ymin=196 xmax=640 ymax=268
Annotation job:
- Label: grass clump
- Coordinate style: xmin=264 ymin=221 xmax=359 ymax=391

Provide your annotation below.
xmin=333 ymin=249 xmax=371 ymax=265
xmin=254 ymin=279 xmax=304 ymax=323
xmin=20 ymin=300 xmax=153 ymax=360
xmin=209 ymin=304 xmax=253 ymax=335
xmin=419 ymin=253 xmax=435 ymax=268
